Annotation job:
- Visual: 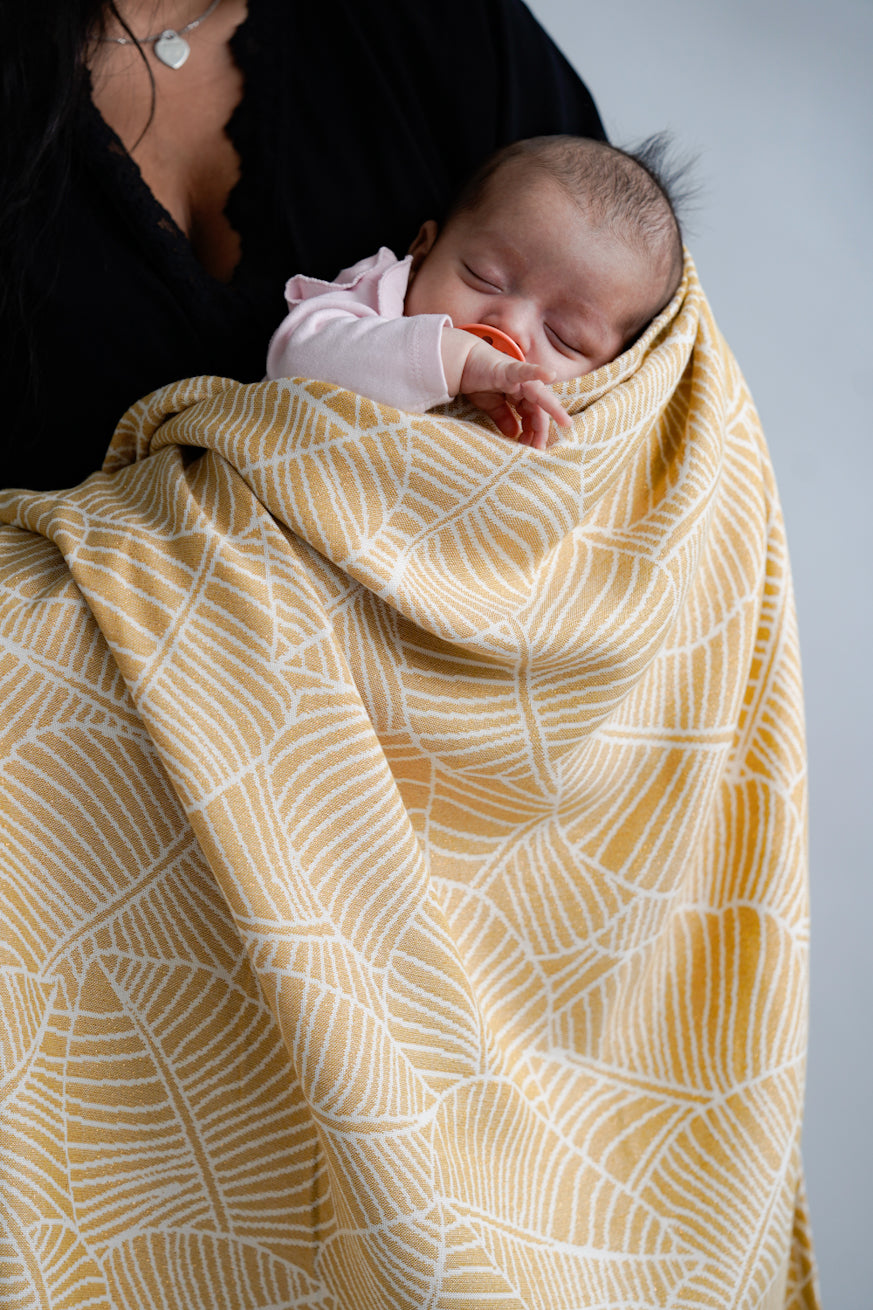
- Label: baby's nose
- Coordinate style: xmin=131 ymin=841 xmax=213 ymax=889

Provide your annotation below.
xmin=485 ymin=299 xmax=536 ymax=355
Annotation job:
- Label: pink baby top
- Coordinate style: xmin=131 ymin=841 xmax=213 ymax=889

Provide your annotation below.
xmin=266 ymin=247 xmax=453 ymax=412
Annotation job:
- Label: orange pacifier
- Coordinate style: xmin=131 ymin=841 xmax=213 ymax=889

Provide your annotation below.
xmin=458 ymin=323 xmax=525 ymax=361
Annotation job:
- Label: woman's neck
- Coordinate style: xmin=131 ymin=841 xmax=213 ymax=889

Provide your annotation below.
xmin=105 ymin=0 xmax=214 ymax=39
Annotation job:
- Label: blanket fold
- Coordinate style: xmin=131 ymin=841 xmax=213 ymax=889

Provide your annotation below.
xmin=0 ymin=256 xmax=818 ymax=1309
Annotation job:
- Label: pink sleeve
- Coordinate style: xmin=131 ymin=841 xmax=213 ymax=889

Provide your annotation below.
xmin=265 ymin=248 xmax=453 ymax=412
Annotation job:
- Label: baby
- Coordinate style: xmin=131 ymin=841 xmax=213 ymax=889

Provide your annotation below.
xmin=266 ymin=135 xmax=683 ymax=451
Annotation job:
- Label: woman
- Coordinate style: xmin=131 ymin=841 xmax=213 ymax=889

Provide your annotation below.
xmin=0 ymin=0 xmax=604 ymax=489
xmin=0 ymin=5 xmax=818 ymax=1307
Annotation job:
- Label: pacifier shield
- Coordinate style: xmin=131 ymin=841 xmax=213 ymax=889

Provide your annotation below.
xmin=458 ymin=324 xmax=525 ymax=361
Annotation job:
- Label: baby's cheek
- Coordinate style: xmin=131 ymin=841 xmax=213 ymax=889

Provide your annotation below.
xmin=527 ymin=344 xmax=588 ymax=382
xmin=555 ymin=356 xmax=592 ymax=382
xmin=405 ymin=274 xmax=480 ymax=326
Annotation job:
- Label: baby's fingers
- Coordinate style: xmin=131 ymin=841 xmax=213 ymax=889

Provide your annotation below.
xmin=459 ymin=341 xmax=551 ymax=398
xmin=515 ymin=379 xmax=571 ymax=430
xmin=515 ymin=399 xmax=549 ymax=451
xmin=502 ymin=360 xmax=553 ymax=386
xmin=466 ymin=391 xmax=522 ymax=440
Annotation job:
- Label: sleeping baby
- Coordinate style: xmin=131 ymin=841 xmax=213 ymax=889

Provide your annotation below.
xmin=266 ymin=134 xmax=683 ymax=451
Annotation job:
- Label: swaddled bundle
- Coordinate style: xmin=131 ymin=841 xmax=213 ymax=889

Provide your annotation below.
xmin=0 ymin=257 xmax=818 ymax=1308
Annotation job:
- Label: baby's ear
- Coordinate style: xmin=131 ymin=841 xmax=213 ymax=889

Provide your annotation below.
xmin=407 ymin=220 xmax=439 ymax=277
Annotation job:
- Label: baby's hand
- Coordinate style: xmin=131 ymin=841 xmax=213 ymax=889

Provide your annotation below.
xmin=441 ymin=329 xmax=570 ymax=452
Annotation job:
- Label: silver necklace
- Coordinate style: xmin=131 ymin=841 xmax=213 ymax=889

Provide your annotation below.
xmin=101 ymin=0 xmax=224 ymax=69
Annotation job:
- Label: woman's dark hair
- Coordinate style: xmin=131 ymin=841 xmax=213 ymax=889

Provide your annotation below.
xmin=0 ymin=1 xmax=151 ymax=421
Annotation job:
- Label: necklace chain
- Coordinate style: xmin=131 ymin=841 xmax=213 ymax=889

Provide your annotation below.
xmin=101 ymin=0 xmax=223 ymax=46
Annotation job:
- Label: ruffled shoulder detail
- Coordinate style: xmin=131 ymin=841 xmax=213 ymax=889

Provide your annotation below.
xmin=283 ymin=249 xmax=410 ymax=314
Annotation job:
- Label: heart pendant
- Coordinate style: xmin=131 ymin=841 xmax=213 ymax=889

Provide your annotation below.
xmin=154 ymin=30 xmax=191 ymax=69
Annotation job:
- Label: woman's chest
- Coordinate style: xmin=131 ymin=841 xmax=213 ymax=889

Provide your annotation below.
xmin=89 ymin=0 xmax=248 ymax=281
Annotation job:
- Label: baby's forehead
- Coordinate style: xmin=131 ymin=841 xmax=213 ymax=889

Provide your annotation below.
xmin=454 ymin=167 xmax=588 ymax=247
xmin=466 ymin=161 xmax=676 ymax=308
xmin=460 ymin=172 xmax=621 ymax=276
xmin=468 ymin=159 xmax=577 ymax=217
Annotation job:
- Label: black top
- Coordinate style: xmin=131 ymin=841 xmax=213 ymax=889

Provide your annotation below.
xmin=2 ymin=0 xmax=604 ymax=490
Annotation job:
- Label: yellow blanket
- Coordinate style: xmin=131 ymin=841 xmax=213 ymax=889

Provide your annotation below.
xmin=0 ymin=258 xmax=818 ymax=1309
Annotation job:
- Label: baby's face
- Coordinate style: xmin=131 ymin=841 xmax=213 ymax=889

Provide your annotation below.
xmin=405 ymin=168 xmax=670 ymax=379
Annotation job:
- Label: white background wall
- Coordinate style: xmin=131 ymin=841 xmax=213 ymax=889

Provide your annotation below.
xmin=526 ymin=2 xmax=873 ymax=1304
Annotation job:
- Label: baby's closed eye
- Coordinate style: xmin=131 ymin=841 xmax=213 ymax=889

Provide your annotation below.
xmin=462 ymin=262 xmax=504 ymax=292
xmin=545 ymin=324 xmax=584 ymax=356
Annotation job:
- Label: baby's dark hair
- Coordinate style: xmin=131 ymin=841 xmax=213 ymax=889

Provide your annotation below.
xmin=447 ymin=133 xmax=688 ymax=309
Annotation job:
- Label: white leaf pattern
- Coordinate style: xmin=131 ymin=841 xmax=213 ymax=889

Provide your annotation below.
xmin=0 ymin=258 xmax=817 ymax=1307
